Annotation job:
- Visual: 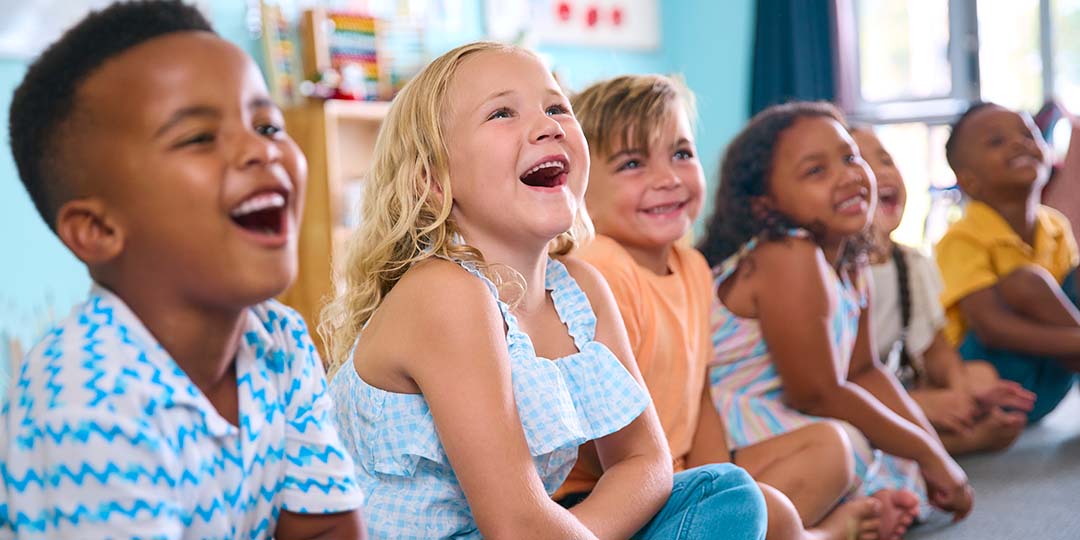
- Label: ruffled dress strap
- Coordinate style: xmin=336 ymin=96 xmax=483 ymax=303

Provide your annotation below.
xmin=714 ymin=228 xmax=812 ymax=283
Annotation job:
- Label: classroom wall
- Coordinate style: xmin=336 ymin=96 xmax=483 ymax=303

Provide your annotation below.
xmin=0 ymin=0 xmax=754 ymax=385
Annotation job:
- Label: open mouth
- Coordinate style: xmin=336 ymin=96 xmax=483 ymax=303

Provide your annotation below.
xmin=520 ymin=157 xmax=569 ymax=188
xmin=878 ymin=186 xmax=900 ymax=210
xmin=230 ymin=191 xmax=287 ymax=236
xmin=1008 ymin=154 xmax=1040 ymax=168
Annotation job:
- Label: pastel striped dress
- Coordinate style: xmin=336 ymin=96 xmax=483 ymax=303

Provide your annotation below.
xmin=708 ymin=230 xmax=926 ymax=502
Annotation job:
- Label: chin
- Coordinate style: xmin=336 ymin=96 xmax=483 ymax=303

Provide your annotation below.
xmin=248 ymin=263 xmax=298 ymax=302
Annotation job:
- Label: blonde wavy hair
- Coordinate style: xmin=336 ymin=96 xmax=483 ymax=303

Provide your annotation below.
xmin=319 ymin=41 xmax=593 ymax=373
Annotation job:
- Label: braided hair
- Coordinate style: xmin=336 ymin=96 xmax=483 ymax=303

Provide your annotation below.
xmin=890 ymin=242 xmax=925 ymax=383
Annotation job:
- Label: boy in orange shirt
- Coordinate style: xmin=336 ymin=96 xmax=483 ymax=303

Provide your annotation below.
xmin=557 ymin=75 xmax=883 ymax=540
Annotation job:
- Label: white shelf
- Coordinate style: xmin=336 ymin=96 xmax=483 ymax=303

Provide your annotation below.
xmin=323 ymin=99 xmax=392 ymax=121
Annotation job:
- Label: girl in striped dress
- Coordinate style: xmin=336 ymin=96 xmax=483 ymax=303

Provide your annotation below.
xmin=698 ymin=102 xmax=974 ymax=539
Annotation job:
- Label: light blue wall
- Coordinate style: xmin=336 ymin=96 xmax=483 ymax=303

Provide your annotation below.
xmin=0 ymin=0 xmax=754 ymax=387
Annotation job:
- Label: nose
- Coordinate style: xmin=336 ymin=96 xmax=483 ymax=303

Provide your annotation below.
xmin=1013 ymin=133 xmax=1040 ymax=153
xmin=653 ymin=163 xmax=682 ymax=190
xmin=843 ymin=159 xmax=872 ymax=188
xmin=531 ymin=112 xmax=566 ymax=143
xmin=235 ymin=127 xmax=282 ymax=168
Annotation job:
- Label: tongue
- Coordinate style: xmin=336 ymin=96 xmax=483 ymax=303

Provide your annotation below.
xmin=521 ymin=167 xmax=562 ymax=187
xmin=232 ymin=207 xmax=283 ymax=235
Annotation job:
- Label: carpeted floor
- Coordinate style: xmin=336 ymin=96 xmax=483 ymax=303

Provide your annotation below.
xmin=909 ymin=385 xmax=1080 ymax=539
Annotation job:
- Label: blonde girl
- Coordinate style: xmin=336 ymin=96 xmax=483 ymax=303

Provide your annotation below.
xmin=322 ymin=42 xmax=767 ymax=540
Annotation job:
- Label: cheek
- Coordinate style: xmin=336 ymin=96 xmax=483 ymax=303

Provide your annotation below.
xmin=282 ymin=142 xmax=308 ymax=187
xmin=687 ymin=167 xmax=707 ymax=197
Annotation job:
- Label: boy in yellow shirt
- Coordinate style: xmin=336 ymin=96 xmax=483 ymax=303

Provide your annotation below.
xmin=937 ymin=101 xmax=1080 ymax=423
xmin=556 ymin=74 xmax=882 ymax=540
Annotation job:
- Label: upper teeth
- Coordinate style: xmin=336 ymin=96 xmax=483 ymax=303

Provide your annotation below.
xmin=231 ymin=192 xmax=285 ymax=217
xmin=523 ymin=160 xmax=564 ymax=176
xmin=646 ymin=203 xmax=682 ymax=214
xmin=838 ymin=197 xmax=862 ymax=209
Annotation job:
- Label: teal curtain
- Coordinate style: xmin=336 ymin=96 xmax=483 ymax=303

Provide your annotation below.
xmin=750 ymin=0 xmax=837 ymax=115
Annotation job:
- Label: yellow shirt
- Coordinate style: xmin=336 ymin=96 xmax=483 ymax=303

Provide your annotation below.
xmin=935 ymin=200 xmax=1078 ymax=345
xmin=555 ymin=235 xmax=713 ymax=497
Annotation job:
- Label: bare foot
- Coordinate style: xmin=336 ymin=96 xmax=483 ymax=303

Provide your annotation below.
xmin=870 ymin=489 xmax=920 ymax=540
xmin=810 ymin=496 xmax=882 ymax=540
xmin=971 ymin=408 xmax=1026 ymax=452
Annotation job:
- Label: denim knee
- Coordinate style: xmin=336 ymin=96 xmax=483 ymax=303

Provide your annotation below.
xmin=684 ymin=464 xmax=767 ymax=539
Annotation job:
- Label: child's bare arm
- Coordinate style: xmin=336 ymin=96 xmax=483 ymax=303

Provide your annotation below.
xmin=848 ymin=281 xmax=938 ymax=439
xmin=921 ymin=330 xmax=969 ymax=390
xmin=400 ymin=262 xmax=599 ymax=540
xmin=276 ymin=510 xmax=366 ymax=540
xmin=561 ymin=257 xmax=673 ymax=540
xmin=752 ymin=240 xmax=940 ymax=463
xmin=686 ymin=381 xmax=733 ymax=468
xmin=959 ymin=284 xmax=1080 ymax=360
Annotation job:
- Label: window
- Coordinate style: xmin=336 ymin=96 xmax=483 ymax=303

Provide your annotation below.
xmin=840 ymin=0 xmax=1078 ymax=247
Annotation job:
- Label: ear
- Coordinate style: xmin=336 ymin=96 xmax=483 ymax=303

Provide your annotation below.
xmin=954 ymin=169 xmax=977 ymax=197
xmin=750 ymin=194 xmax=775 ymax=220
xmin=55 ymin=198 xmax=125 ymax=266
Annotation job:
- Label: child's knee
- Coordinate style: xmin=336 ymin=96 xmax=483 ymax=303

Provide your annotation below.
xmin=998 ymin=264 xmax=1061 ymax=305
xmin=964 ymin=360 xmax=1000 ymax=390
xmin=800 ymin=421 xmax=856 ymax=480
xmin=759 ymin=482 xmax=801 ymax=538
xmin=674 ymin=464 xmax=767 ymax=535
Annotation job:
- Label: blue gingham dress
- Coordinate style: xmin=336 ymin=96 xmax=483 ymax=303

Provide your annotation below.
xmin=330 ymin=257 xmax=650 ymax=539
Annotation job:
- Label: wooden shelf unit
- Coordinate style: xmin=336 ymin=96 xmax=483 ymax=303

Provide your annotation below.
xmin=280 ymin=99 xmax=390 ymax=360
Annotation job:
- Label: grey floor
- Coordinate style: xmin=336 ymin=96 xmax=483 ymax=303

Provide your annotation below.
xmin=909 ymin=386 xmax=1080 ymax=539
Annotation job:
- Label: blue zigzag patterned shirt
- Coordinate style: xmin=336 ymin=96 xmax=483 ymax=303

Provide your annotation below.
xmin=0 ymin=285 xmax=364 ymax=539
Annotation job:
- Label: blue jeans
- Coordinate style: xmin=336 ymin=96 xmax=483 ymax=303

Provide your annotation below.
xmin=633 ymin=464 xmax=767 ymax=540
xmin=958 ymin=269 xmax=1079 ymax=423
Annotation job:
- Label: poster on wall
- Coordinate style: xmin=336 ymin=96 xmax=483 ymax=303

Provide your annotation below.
xmin=0 ymin=0 xmax=211 ymax=59
xmin=486 ymin=0 xmax=659 ymax=50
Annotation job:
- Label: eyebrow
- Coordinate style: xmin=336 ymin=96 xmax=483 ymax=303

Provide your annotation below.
xmin=154 ymin=105 xmax=220 ymax=138
xmin=607 ymin=148 xmax=645 ymax=164
xmin=478 ymin=89 xmax=514 ymax=108
xmin=477 ymin=88 xmax=566 ymax=108
xmin=671 ymin=137 xmax=692 ymax=149
xmin=153 ymin=97 xmax=277 ymax=139
xmin=795 ymin=152 xmax=826 ymax=167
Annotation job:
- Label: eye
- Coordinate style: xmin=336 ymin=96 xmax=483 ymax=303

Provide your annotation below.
xmin=487 ymin=107 xmax=513 ymax=121
xmin=256 ymin=123 xmax=283 ymax=137
xmin=546 ymin=104 xmax=570 ymax=116
xmin=989 ymin=135 xmax=1005 ymax=147
xmin=674 ymin=148 xmax=694 ymax=160
xmin=617 ymin=159 xmax=642 ymax=172
xmin=804 ymin=165 xmax=825 ymax=177
xmin=843 ymin=153 xmax=857 ymax=163
xmin=881 ymin=154 xmax=895 ymax=166
xmin=178 ymin=132 xmax=215 ymax=147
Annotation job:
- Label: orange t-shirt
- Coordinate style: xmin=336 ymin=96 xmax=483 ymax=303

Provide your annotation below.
xmin=556 ymin=235 xmax=714 ymax=497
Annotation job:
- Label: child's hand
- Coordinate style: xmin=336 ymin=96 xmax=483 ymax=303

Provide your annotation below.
xmin=921 ymin=452 xmax=974 ymax=521
xmin=919 ymin=389 xmax=978 ymax=434
xmin=974 ymin=380 xmax=1036 ymax=413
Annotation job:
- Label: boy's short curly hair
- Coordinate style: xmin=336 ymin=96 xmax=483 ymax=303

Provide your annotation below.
xmin=699 ymin=101 xmax=870 ymax=270
xmin=571 ymin=74 xmax=696 ymax=160
xmin=9 ymin=0 xmax=213 ymax=232
xmin=944 ymin=101 xmax=998 ymax=173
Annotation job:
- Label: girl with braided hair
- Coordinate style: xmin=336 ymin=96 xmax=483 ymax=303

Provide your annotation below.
xmin=852 ymin=126 xmax=1036 ymax=456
